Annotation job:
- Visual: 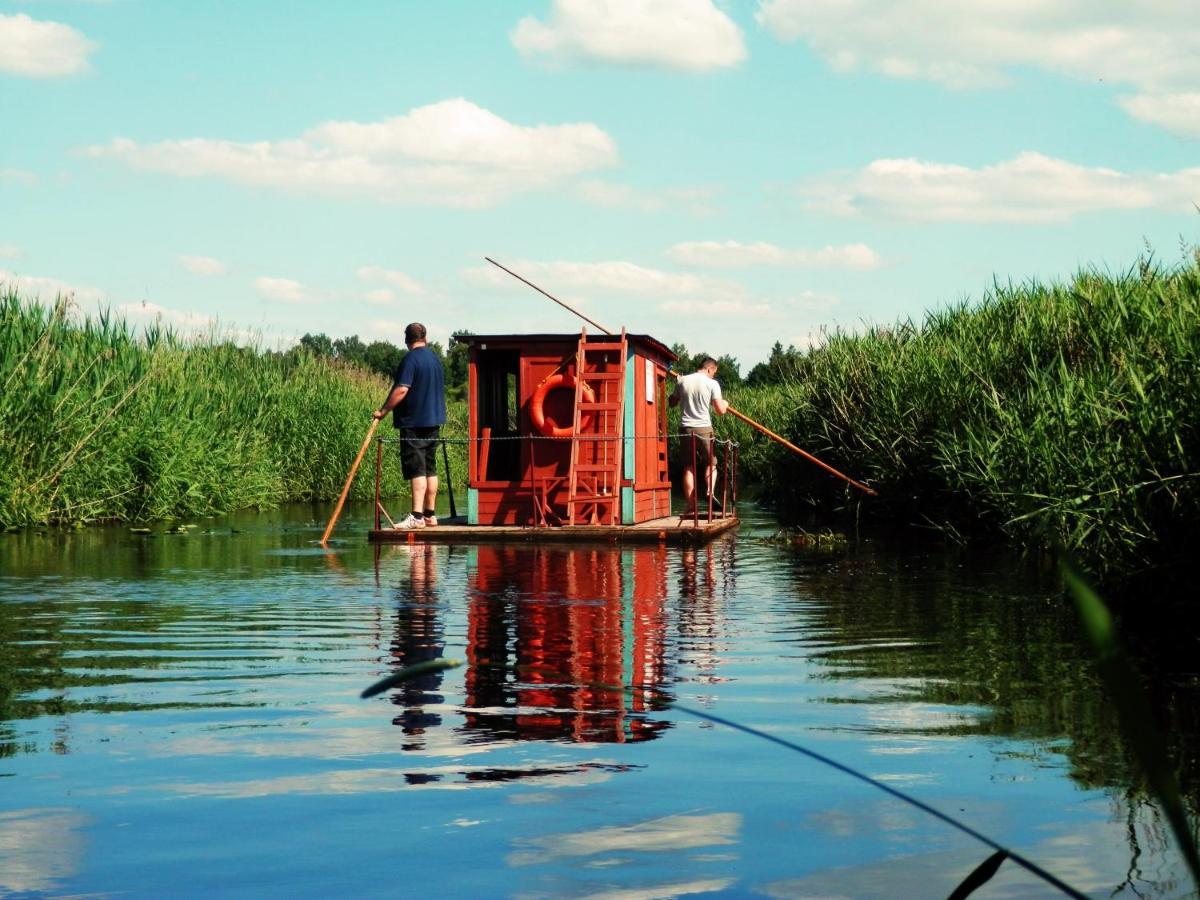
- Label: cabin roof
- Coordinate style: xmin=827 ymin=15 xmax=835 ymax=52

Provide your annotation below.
xmin=455 ymin=333 xmax=676 ymax=361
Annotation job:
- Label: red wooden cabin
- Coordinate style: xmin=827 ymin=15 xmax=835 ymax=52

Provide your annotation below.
xmin=460 ymin=330 xmax=675 ymax=526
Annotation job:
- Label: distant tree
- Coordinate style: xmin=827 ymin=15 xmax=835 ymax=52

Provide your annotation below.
xmin=299 ymin=332 xmax=333 ymax=356
xmin=364 ymin=340 xmax=404 ymax=378
xmin=746 ymin=341 xmax=802 ymax=386
xmin=445 ymin=330 xmax=472 ymax=399
xmin=332 ymin=335 xmax=367 ymax=368
xmin=670 ymin=343 xmax=739 ymax=384
xmin=715 ymin=354 xmax=742 ymax=387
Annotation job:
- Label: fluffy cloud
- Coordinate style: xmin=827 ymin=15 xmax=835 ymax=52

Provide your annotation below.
xmin=177 ymin=254 xmax=227 ymax=276
xmin=757 ymin=1 xmax=1200 ymax=136
xmin=0 ymin=245 xmax=23 ymax=259
xmin=465 ymin=258 xmax=786 ymax=321
xmin=356 ymin=265 xmax=424 ymax=296
xmin=466 ymin=258 xmax=748 ymax=304
xmin=756 ymin=1 xmax=1200 ymax=90
xmin=82 ymin=98 xmax=618 ymax=207
xmin=0 ymin=269 xmax=105 ymax=304
xmin=804 ymin=152 xmax=1200 ymax=222
xmin=668 ymin=240 xmax=881 ymax=269
xmin=0 ymin=13 xmax=95 ymax=77
xmin=512 ymin=0 xmax=746 ymax=72
xmin=254 ymin=276 xmax=307 ymax=303
xmin=1118 ymin=92 xmax=1200 ymax=139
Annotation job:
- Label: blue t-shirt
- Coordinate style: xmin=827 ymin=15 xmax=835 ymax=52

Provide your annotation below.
xmin=391 ymin=346 xmax=446 ymax=428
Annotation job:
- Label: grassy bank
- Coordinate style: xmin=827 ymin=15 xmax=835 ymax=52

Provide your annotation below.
xmin=721 ymin=255 xmax=1200 ymax=578
xmin=0 ymin=291 xmax=467 ymax=528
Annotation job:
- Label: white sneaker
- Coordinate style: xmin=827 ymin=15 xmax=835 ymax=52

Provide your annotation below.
xmin=392 ymin=513 xmax=425 ymax=530
xmin=424 ymin=514 xmax=438 ymax=527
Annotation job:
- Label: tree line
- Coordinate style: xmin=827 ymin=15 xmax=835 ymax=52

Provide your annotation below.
xmin=291 ymin=330 xmax=804 ymax=395
xmin=295 ymin=330 xmax=471 ymax=399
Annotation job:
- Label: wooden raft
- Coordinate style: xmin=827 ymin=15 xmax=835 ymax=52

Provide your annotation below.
xmin=368 ymin=514 xmax=738 ymax=545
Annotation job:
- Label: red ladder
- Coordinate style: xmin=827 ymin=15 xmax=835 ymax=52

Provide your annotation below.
xmin=567 ymin=327 xmax=627 ymax=525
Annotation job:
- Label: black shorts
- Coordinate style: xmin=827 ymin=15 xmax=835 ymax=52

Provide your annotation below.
xmin=399 ymin=426 xmax=441 ymax=479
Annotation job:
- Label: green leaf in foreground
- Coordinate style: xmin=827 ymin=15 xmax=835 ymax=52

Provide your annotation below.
xmin=1060 ymin=556 xmax=1200 ymax=888
xmin=360 ymin=658 xmax=463 ymax=699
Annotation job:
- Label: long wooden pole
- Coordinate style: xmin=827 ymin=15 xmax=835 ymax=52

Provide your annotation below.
xmin=484 ymin=257 xmax=877 ymax=497
xmin=320 ymin=417 xmax=380 ymax=546
xmin=727 ymin=408 xmax=876 ymax=496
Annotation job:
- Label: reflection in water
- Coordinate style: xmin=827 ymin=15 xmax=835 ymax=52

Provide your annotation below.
xmin=386 ymin=544 xmax=680 ymax=747
xmin=2 ymin=508 xmax=1198 ymax=897
xmin=388 ymin=543 xmax=445 ymax=752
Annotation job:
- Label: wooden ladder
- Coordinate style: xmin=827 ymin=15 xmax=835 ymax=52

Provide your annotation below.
xmin=567 ymin=327 xmax=627 ymax=525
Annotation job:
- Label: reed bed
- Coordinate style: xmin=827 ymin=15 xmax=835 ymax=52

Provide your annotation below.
xmin=0 ymin=291 xmax=466 ymax=527
xmin=722 ymin=255 xmax=1200 ymax=576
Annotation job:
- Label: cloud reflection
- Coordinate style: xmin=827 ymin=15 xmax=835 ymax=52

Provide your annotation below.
xmin=0 ymin=807 xmax=88 ymax=894
xmin=509 ymin=812 xmax=741 ymax=867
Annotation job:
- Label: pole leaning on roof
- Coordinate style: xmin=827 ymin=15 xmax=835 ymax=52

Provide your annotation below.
xmin=483 ymin=256 xmax=877 ymax=497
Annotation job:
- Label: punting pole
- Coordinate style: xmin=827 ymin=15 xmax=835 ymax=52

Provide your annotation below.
xmin=320 ymin=417 xmax=379 ymax=546
xmin=484 ymin=256 xmax=878 ymax=497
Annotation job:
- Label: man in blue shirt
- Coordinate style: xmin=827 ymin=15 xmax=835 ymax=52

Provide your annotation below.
xmin=373 ymin=323 xmax=447 ymax=528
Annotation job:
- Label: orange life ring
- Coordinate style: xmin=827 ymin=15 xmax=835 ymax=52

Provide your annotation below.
xmin=530 ymin=373 xmax=595 ymax=438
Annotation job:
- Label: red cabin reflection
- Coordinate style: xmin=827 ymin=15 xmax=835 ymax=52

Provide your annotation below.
xmin=462 ymin=544 xmax=671 ymax=743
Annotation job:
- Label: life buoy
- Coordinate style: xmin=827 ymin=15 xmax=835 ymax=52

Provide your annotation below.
xmin=530 ymin=373 xmax=595 ymax=438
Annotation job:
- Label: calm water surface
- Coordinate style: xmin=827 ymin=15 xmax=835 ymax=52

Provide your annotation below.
xmin=1 ymin=504 xmax=1196 ymax=898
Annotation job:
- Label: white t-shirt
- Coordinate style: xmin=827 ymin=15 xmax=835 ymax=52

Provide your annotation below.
xmin=673 ymin=371 xmax=723 ymax=428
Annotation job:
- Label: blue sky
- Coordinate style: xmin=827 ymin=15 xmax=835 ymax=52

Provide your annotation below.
xmin=3 ymin=1 xmax=1199 ymax=369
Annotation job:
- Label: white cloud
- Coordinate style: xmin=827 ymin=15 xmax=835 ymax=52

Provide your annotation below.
xmin=660 ymin=297 xmax=771 ymax=316
xmin=356 ymin=265 xmax=424 ymax=296
xmin=254 ymin=276 xmax=307 ymax=303
xmin=114 ymin=300 xmax=219 ymax=332
xmin=82 ymin=98 xmax=618 ymax=208
xmin=756 ymin=1 xmax=1200 ymax=92
xmin=668 ymin=240 xmax=881 ymax=269
xmin=0 ymin=268 xmax=104 ymax=304
xmin=1 ymin=168 xmax=39 ymax=185
xmin=804 ymin=152 xmax=1200 ymax=222
xmin=789 ymin=290 xmax=841 ymax=309
xmin=465 ymin=258 xmax=790 ymax=321
xmin=512 ymin=0 xmax=746 ymax=72
xmin=363 ymin=288 xmax=396 ymax=306
xmin=177 ymin=254 xmax=227 ymax=276
xmin=577 ymin=179 xmax=717 ymax=215
xmin=464 ymin=258 xmax=749 ymax=305
xmin=0 ymin=13 xmax=95 ymax=77
xmin=0 ymin=245 xmax=23 ymax=259
xmin=1118 ymin=92 xmax=1200 ymax=138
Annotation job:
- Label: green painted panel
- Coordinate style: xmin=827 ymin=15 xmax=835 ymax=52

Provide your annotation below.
xmin=467 ymin=487 xmax=479 ymax=525
xmin=621 ymin=486 xmax=635 ymax=525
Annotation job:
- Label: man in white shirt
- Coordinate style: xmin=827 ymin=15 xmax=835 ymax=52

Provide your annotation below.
xmin=669 ymin=357 xmax=730 ymax=514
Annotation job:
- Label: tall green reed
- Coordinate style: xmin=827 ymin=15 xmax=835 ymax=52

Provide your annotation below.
xmin=721 ymin=254 xmax=1200 ymax=577
xmin=0 ymin=291 xmax=466 ymax=527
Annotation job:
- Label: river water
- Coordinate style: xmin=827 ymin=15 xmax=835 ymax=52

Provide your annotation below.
xmin=1 ymin=504 xmax=1196 ymax=898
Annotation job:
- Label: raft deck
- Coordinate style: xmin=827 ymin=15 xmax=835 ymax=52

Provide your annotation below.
xmin=368 ymin=514 xmax=738 ymax=545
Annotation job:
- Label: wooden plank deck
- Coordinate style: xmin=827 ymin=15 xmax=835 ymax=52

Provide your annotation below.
xmin=368 ymin=514 xmax=739 ymax=545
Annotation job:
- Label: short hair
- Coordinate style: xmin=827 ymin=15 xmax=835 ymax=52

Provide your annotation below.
xmin=700 ymin=356 xmax=718 ymax=369
xmin=404 ymin=322 xmax=427 ymax=344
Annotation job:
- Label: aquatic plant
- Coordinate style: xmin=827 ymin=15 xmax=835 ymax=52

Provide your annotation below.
xmin=0 ymin=290 xmax=468 ymax=527
xmin=722 ymin=252 xmax=1200 ymax=578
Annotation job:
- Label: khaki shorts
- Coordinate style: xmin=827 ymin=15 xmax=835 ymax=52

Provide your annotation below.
xmin=682 ymin=426 xmax=714 ymax=466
